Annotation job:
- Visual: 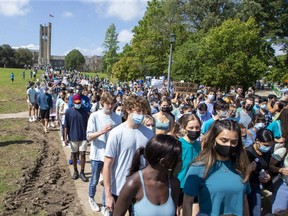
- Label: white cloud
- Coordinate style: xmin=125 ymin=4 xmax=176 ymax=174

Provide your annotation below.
xmin=84 ymin=0 xmax=148 ymax=21
xmin=12 ymin=44 xmax=39 ymax=50
xmin=63 ymin=47 xmax=104 ymax=56
xmin=62 ymin=11 xmax=74 ymax=18
xmin=118 ymin=29 xmax=133 ymax=43
xmin=272 ymin=44 xmax=286 ymax=56
xmin=0 ymin=0 xmax=30 ymax=16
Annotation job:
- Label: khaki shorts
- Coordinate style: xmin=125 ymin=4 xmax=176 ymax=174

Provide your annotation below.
xmin=69 ymin=140 xmax=88 ymax=153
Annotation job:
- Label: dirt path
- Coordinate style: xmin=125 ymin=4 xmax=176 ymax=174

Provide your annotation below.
xmin=1 ymin=119 xmax=104 ymax=216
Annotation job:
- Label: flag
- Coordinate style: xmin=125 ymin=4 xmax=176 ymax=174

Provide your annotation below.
xmin=49 ymin=14 xmax=54 ymax=18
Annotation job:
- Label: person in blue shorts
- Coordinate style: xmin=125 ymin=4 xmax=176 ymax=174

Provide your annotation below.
xmin=183 ymin=119 xmax=251 ymax=216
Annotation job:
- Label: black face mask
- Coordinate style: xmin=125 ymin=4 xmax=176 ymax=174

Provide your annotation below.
xmin=161 ymin=107 xmax=170 ymax=112
xmin=245 ymin=104 xmax=253 ymax=111
xmin=215 ymin=142 xmax=237 ymax=158
xmin=187 ymin=130 xmax=201 ymax=141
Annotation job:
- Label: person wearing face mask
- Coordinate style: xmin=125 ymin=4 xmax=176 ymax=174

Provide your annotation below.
xmin=243 ymin=114 xmax=266 ymax=148
xmin=183 ymin=120 xmax=251 ymax=216
xmin=68 ymin=84 xmax=91 ymax=113
xmin=201 ymin=99 xmax=230 ymax=135
xmin=196 ymin=103 xmax=212 ymax=124
xmin=246 ymin=129 xmax=273 ymax=216
xmin=113 ymin=135 xmax=181 ymax=216
xmin=113 ymin=102 xmax=125 ymax=122
xmin=175 ymin=114 xmax=202 ymax=216
xmin=142 ymin=115 xmax=155 ymax=132
xmin=103 ymin=95 xmax=154 ymax=215
xmin=202 ymin=89 xmax=216 ymax=116
xmin=64 ymin=94 xmax=89 ymax=182
xmin=153 ymin=98 xmax=174 ymax=135
xmin=27 ymin=82 xmax=37 ymax=122
xmin=86 ymin=93 xmax=122 ymax=212
xmin=258 ymin=98 xmax=272 ymax=126
xmin=235 ymin=97 xmax=255 ymax=128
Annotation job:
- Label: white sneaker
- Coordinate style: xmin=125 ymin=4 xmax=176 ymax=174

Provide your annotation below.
xmin=32 ymin=117 xmax=36 ymax=121
xmin=88 ymin=197 xmax=100 ymax=212
xmin=51 ymin=122 xmax=55 ymax=128
xmin=101 ymin=207 xmax=111 ymax=216
xmin=29 ymin=117 xmax=32 ymax=122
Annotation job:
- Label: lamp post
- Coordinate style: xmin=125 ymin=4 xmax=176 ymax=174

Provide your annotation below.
xmin=167 ymin=33 xmax=175 ymax=95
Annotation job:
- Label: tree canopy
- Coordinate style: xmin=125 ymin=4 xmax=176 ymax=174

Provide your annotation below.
xmin=64 ymin=49 xmax=85 ymax=70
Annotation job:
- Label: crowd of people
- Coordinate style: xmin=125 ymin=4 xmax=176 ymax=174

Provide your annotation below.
xmin=25 ymin=69 xmax=288 ymax=216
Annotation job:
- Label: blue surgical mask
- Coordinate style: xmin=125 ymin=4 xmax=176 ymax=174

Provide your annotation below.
xmin=260 ymin=104 xmax=267 ymax=110
xmin=74 ymin=103 xmax=81 ymax=109
xmin=259 ymin=145 xmax=271 ymax=153
xmin=132 ymin=113 xmax=144 ymax=125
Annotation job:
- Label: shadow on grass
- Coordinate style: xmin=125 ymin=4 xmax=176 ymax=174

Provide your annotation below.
xmin=0 ymin=140 xmax=34 ymax=147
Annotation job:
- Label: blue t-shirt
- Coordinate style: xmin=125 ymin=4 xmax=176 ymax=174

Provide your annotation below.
xmin=201 ymin=118 xmax=215 ymax=135
xmin=267 ymin=120 xmax=281 ymax=138
xmin=183 ymin=161 xmax=250 ymax=216
xmin=177 ymin=138 xmax=201 ymax=188
xmin=64 ymin=107 xmax=88 ymax=141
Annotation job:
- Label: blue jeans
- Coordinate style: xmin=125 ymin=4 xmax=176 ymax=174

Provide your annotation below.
xmin=89 ymin=160 xmax=104 ymax=199
xmin=272 ymin=180 xmax=288 ymax=213
xmin=247 ymin=184 xmax=261 ymax=216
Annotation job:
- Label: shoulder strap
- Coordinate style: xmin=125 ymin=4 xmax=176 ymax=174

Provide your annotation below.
xmin=138 ymin=170 xmax=146 ymax=197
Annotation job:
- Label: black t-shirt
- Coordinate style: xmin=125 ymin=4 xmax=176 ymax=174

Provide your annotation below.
xmin=246 ymin=145 xmax=271 ymax=188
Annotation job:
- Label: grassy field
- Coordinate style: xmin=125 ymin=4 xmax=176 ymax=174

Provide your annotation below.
xmin=0 ymin=67 xmax=112 ymax=114
xmin=0 ymin=68 xmax=42 ymax=113
xmin=0 ymin=119 xmax=39 ymax=213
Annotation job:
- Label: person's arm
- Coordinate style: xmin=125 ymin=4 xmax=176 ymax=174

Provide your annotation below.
xmin=113 ymin=176 xmax=139 ymax=216
xmin=103 ymin=156 xmax=115 ymax=212
xmin=182 ymin=195 xmax=194 ymax=216
xmin=171 ymin=177 xmax=181 ymax=211
xmin=243 ymin=195 xmax=250 ymax=216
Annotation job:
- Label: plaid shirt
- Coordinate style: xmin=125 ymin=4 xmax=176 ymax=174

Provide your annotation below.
xmin=263 ymin=111 xmax=272 ymax=126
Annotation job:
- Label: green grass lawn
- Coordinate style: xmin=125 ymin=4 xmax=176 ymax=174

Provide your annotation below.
xmin=0 ymin=68 xmax=42 ymax=113
xmin=0 ymin=119 xmax=39 ymax=213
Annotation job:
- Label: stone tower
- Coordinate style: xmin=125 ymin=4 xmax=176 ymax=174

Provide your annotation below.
xmin=38 ymin=22 xmax=51 ymax=66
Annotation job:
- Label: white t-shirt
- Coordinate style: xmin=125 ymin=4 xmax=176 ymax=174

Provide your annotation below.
xmin=105 ymin=123 xmax=154 ymax=195
xmin=87 ymin=110 xmax=122 ymax=161
xmin=27 ymin=88 xmax=37 ymax=103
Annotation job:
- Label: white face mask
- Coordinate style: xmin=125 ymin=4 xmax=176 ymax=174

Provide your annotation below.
xmin=116 ymin=111 xmax=123 ymax=117
xmin=255 ymin=123 xmax=265 ymax=130
xmin=208 ymin=95 xmax=215 ymax=101
xmin=218 ymin=110 xmax=229 ymax=119
xmin=147 ymin=126 xmax=153 ymax=131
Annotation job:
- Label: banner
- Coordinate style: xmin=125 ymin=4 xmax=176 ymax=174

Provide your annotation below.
xmin=151 ymin=79 xmax=163 ymax=88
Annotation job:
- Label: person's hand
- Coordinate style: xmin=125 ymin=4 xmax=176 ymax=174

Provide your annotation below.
xmin=105 ymin=194 xmax=115 ymax=212
xmin=101 ymin=124 xmax=113 ymax=134
xmin=64 ymin=140 xmax=69 ymax=146
xmin=248 ymin=161 xmax=257 ymax=173
xmin=279 ymin=168 xmax=288 ymax=176
xmin=259 ymin=173 xmax=271 ymax=183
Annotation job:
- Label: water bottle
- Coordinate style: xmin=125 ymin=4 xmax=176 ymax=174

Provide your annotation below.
xmin=259 ymin=169 xmax=266 ymax=189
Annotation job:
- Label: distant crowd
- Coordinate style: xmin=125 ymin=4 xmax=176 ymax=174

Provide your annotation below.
xmin=25 ymin=68 xmax=288 ymax=216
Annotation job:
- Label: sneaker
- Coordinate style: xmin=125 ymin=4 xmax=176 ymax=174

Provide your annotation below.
xmin=68 ymin=159 xmax=73 ymax=165
xmin=77 ymin=160 xmax=81 ymax=165
xmin=51 ymin=122 xmax=55 ymax=128
xmin=29 ymin=117 xmax=32 ymax=122
xmin=44 ymin=128 xmax=48 ymax=133
xmin=88 ymin=197 xmax=100 ymax=212
xmin=101 ymin=207 xmax=112 ymax=216
xmin=72 ymin=171 xmax=79 ymax=180
xmin=80 ymin=172 xmax=88 ymax=182
xmin=32 ymin=117 xmax=36 ymax=121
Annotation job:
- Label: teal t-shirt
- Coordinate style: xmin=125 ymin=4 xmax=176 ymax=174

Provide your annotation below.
xmin=267 ymin=120 xmax=282 ymax=138
xmin=183 ymin=160 xmax=251 ymax=216
xmin=177 ymin=138 xmax=201 ymax=188
xmin=201 ymin=118 xmax=215 ymax=135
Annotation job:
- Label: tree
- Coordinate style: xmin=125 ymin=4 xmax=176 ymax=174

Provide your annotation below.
xmin=14 ymin=48 xmax=33 ymax=68
xmin=186 ymin=18 xmax=267 ymax=90
xmin=64 ymin=49 xmax=85 ymax=70
xmin=102 ymin=24 xmax=119 ymax=77
xmin=0 ymin=44 xmax=15 ymax=68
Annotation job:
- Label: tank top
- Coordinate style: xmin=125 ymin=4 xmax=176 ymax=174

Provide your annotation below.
xmin=133 ymin=170 xmax=175 ymax=216
xmin=155 ymin=116 xmax=170 ymax=131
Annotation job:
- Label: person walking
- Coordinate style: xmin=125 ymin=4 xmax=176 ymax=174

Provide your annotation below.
xmin=27 ymin=82 xmax=37 ymax=122
xmin=113 ymin=134 xmax=181 ymax=216
xmin=86 ymin=93 xmax=122 ymax=212
xmin=37 ymin=87 xmax=53 ymax=133
xmin=64 ymin=94 xmax=89 ymax=182
xmin=103 ymin=95 xmax=154 ymax=215
xmin=10 ymin=72 xmax=14 ymax=83
xmin=183 ymin=119 xmax=250 ymax=216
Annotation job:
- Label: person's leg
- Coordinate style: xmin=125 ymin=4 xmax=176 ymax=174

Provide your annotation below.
xmin=89 ymin=160 xmax=104 ymax=198
xmin=70 ymin=142 xmax=79 ymax=180
xmin=79 ymin=141 xmax=88 ymax=182
xmin=28 ymin=103 xmax=32 ymax=121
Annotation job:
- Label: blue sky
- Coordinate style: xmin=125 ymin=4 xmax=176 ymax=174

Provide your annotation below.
xmin=0 ymin=0 xmax=148 ymax=56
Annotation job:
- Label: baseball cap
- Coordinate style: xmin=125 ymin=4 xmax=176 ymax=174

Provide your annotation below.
xmin=73 ymin=94 xmax=81 ymax=103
